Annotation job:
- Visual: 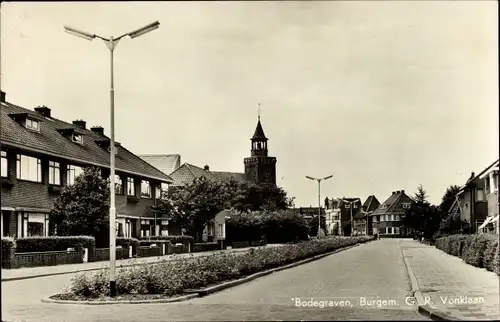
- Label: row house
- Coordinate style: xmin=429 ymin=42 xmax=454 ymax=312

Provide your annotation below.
xmin=325 ymin=197 xmax=363 ymax=236
xmin=456 ymin=160 xmax=499 ymax=234
xmin=324 ymin=198 xmax=341 ymax=235
xmin=368 ymin=190 xmax=414 ymax=237
xmin=0 ymin=91 xmax=173 ymax=239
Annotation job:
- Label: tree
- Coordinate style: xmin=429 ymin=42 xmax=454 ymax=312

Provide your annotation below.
xmin=308 ymin=215 xmax=327 ymax=236
xmin=403 ymin=184 xmax=441 ymax=238
xmin=414 ymin=184 xmax=429 ymax=204
xmin=435 ymin=184 xmax=466 ymax=237
xmin=51 ymin=167 xmax=110 ymax=246
xmin=439 ymin=185 xmax=461 ymax=215
xmin=159 ymin=177 xmax=233 ymax=242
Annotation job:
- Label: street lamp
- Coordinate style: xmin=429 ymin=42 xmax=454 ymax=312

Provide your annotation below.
xmin=342 ymin=198 xmax=357 ymax=236
xmin=64 ymin=21 xmax=160 ymax=298
xmin=306 ymin=175 xmax=333 ymax=238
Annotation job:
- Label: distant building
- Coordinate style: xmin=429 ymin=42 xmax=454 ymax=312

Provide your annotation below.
xmin=354 ymin=195 xmax=380 ymax=235
xmin=369 ymin=190 xmax=414 ymax=237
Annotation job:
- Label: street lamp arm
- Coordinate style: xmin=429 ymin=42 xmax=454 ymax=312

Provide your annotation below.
xmin=64 ymin=26 xmax=96 ymax=41
xmin=305 ymin=176 xmax=316 ymax=181
xmin=323 ymin=175 xmax=333 ymax=181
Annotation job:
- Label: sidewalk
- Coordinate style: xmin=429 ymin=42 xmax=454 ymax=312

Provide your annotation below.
xmin=2 ymin=244 xmax=284 ymax=282
xmin=401 ymin=240 xmax=499 ymax=321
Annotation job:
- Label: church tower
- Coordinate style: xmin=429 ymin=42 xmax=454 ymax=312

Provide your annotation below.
xmin=244 ymin=113 xmax=277 ymax=185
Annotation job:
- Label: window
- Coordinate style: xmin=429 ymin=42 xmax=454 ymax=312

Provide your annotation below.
xmin=115 ymin=175 xmax=123 ymax=194
xmin=345 ymin=204 xmax=350 ymax=209
xmin=127 ymin=177 xmax=135 ymax=196
xmin=72 ymin=133 xmax=83 ymax=144
xmin=394 ymin=227 xmax=400 ymax=234
xmin=380 ymin=204 xmax=388 ymax=209
xmin=485 ymin=177 xmax=491 ymax=195
xmin=155 ymin=185 xmax=161 ymax=199
xmin=161 ymin=183 xmax=169 ymax=199
xmin=48 ymin=161 xmax=60 ymax=185
xmin=402 ymin=203 xmax=411 ymax=209
xmin=372 ymin=216 xmax=377 ymax=223
xmin=1 ymin=151 xmax=7 ymax=178
xmin=476 ymin=189 xmax=484 ymax=201
xmin=25 ymin=118 xmax=40 ymax=131
xmin=395 ymin=215 xmax=400 ymax=221
xmin=379 ymin=227 xmax=386 ymax=234
xmin=141 ymin=180 xmax=151 ymax=198
xmin=353 ymin=203 xmax=358 ymax=209
xmin=66 ymin=165 xmax=83 ymax=185
xmin=16 ymin=155 xmax=42 ymax=182
xmin=388 ymin=214 xmax=393 ymax=221
xmin=108 ymin=146 xmax=119 ymax=155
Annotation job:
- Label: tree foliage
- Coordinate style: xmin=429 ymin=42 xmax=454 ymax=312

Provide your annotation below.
xmin=155 ymin=176 xmax=294 ymax=242
xmin=439 ymin=185 xmax=461 ymax=215
xmin=50 ymin=167 xmax=109 ymax=246
xmin=403 ymin=184 xmax=441 ymax=239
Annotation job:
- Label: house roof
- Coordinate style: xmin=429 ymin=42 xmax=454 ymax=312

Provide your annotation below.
xmin=139 ymin=154 xmax=181 ymax=175
xmin=370 ymin=190 xmax=413 ymax=216
xmin=252 ymin=119 xmax=267 ymax=140
xmin=1 ymin=100 xmax=172 ymax=183
xmin=362 ymin=195 xmax=380 ymax=213
xmin=460 ymin=159 xmax=500 ymax=191
xmin=169 ymin=162 xmax=248 ymax=186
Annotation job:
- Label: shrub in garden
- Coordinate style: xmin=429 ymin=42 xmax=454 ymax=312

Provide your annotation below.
xmin=116 ymin=237 xmax=139 ymax=248
xmin=66 ymin=235 xmax=374 ymax=299
xmin=483 ymin=238 xmax=499 ymax=273
xmin=15 ymin=236 xmax=95 ymax=253
xmin=461 ymin=234 xmax=491 ymax=268
xmin=1 ymin=237 xmax=15 ymax=252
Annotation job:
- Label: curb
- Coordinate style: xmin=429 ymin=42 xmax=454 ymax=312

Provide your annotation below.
xmin=41 ymin=293 xmax=199 ymax=305
xmin=400 ymin=242 xmax=462 ymax=322
xmin=2 ymin=247 xmax=253 ymax=282
xmin=41 ymin=241 xmax=369 ymax=305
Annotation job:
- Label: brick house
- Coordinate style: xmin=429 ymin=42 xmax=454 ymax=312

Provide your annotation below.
xmin=339 ymin=197 xmax=362 ymax=236
xmin=324 ymin=198 xmax=341 ymax=235
xmin=457 ymin=160 xmax=499 ymax=233
xmin=369 ymin=190 xmax=414 ymax=237
xmin=0 ymin=91 xmax=173 ymax=239
xmin=354 ymin=195 xmax=380 ymax=235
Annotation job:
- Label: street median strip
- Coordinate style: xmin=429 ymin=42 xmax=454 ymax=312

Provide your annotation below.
xmin=42 ymin=237 xmax=372 ymax=305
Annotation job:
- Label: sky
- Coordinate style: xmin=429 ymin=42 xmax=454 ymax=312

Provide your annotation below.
xmin=1 ymin=1 xmax=498 ymax=207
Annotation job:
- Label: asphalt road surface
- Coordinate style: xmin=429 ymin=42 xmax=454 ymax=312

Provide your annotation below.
xmin=2 ymin=239 xmax=429 ymax=321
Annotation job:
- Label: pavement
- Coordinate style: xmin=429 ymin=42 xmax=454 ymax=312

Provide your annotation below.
xmin=2 ymin=239 xmax=428 ymax=321
xmin=401 ymin=239 xmax=500 ymax=321
xmin=1 ymin=244 xmax=284 ymax=282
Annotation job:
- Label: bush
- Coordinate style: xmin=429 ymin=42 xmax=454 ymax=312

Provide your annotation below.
xmin=139 ymin=235 xmax=194 ymax=245
xmin=1 ymin=237 xmax=15 ymax=252
xmin=66 ymin=236 xmax=374 ymax=298
xmin=116 ymin=237 xmax=139 ymax=248
xmin=15 ymin=236 xmax=95 ymax=253
xmin=227 ymin=210 xmax=309 ymax=244
xmin=436 ymin=234 xmax=499 ymax=274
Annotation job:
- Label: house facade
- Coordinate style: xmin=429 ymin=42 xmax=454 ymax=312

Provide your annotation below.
xmin=465 ymin=160 xmax=499 ymax=234
xmin=0 ymin=91 xmax=173 ymax=239
xmin=325 ymin=198 xmax=341 ymax=235
xmin=453 ymin=160 xmax=499 ymax=234
xmin=369 ymin=190 xmax=414 ymax=237
xmin=354 ymin=195 xmax=380 ymax=236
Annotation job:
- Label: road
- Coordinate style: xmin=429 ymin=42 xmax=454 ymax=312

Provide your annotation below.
xmin=2 ymin=239 xmax=428 ymax=321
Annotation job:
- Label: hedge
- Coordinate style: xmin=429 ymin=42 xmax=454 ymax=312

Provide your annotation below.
xmin=61 ymin=236 xmax=375 ymax=299
xmin=193 ymin=242 xmax=221 ymax=252
xmin=138 ymin=235 xmax=194 ymax=245
xmin=227 ymin=210 xmax=309 ymax=244
xmin=1 ymin=237 xmax=15 ymax=252
xmin=15 ymin=236 xmax=96 ymax=253
xmin=116 ymin=237 xmax=139 ymax=248
xmin=435 ymin=234 xmax=499 ymax=274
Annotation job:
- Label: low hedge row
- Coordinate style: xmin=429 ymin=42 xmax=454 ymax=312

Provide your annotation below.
xmin=193 ymin=242 xmax=221 ymax=252
xmin=435 ymin=234 xmax=499 ymax=275
xmin=116 ymin=237 xmax=139 ymax=248
xmin=14 ymin=236 xmax=96 ymax=253
xmin=66 ymin=235 xmax=374 ymax=298
xmin=139 ymin=235 xmax=194 ymax=245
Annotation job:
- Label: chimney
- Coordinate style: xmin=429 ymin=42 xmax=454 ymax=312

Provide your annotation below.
xmin=204 ymin=165 xmax=209 ymax=171
xmin=91 ymin=126 xmax=105 ymax=136
xmin=34 ymin=106 xmax=51 ymax=118
xmin=73 ymin=120 xmax=86 ymax=130
xmin=392 ymin=191 xmax=396 ymax=195
xmin=401 ymin=190 xmax=405 ymax=194
xmin=0 ymin=91 xmax=5 ymax=102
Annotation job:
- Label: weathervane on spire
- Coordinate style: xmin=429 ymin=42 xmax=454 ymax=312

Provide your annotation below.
xmin=258 ymin=103 xmax=261 ymax=121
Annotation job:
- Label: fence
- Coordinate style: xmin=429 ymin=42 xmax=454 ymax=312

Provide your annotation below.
xmin=94 ymin=247 xmax=130 ymax=262
xmin=15 ymin=250 xmax=83 ymax=268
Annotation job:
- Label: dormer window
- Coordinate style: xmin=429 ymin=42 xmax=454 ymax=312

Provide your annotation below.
xmin=72 ymin=133 xmax=83 ymax=144
xmin=345 ymin=204 xmax=350 ymax=209
xmin=380 ymin=204 xmax=388 ymax=209
xmin=353 ymin=203 xmax=358 ymax=209
xmin=26 ymin=118 xmax=40 ymax=131
xmin=108 ymin=146 xmax=119 ymax=155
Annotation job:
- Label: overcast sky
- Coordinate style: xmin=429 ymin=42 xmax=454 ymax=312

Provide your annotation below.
xmin=1 ymin=1 xmax=498 ymax=206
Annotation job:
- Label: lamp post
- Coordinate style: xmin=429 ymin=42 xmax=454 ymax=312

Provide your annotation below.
xmin=306 ymin=175 xmax=333 ymax=238
xmin=64 ymin=21 xmax=160 ymax=297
